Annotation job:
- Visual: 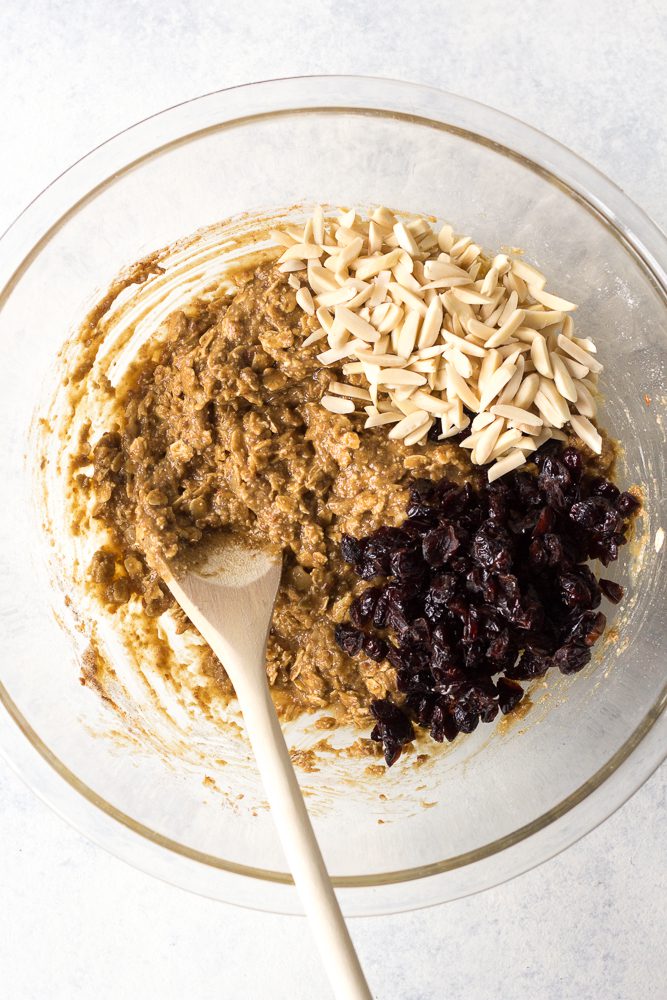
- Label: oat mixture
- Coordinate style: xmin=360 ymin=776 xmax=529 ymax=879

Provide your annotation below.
xmin=85 ymin=262 xmax=474 ymax=723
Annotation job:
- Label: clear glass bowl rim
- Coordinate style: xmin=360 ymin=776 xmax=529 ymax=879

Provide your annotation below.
xmin=0 ymin=74 xmax=665 ymax=915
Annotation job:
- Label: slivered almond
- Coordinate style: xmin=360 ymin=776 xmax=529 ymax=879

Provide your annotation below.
xmin=498 ymin=289 xmax=519 ymax=326
xmin=321 ymin=394 xmax=355 ymax=414
xmin=449 ymin=348 xmax=473 ymax=379
xmin=437 ymin=223 xmax=454 ymax=252
xmin=404 ymin=419 xmax=434 ymax=447
xmin=424 ymin=259 xmax=469 ymax=280
xmin=478 ymin=349 xmax=502 ymax=395
xmin=488 ymin=449 xmax=526 ymax=482
xmin=373 ymin=302 xmax=403 ymax=334
xmin=490 ymin=428 xmax=523 ymax=459
xmin=414 ymin=345 xmax=448 ymax=359
xmin=315 ymin=286 xmax=356 ymax=308
xmin=278 ymin=260 xmax=307 ymax=273
xmin=368 ymin=271 xmax=391 ymax=308
xmin=335 ymin=306 xmax=379 ymax=343
xmin=497 ymin=357 xmax=525 ymax=403
xmin=574 ymin=381 xmax=597 ymax=418
xmin=534 ymin=388 xmax=565 ymax=428
xmin=296 ymin=286 xmax=315 ymax=316
xmin=326 ymin=237 xmax=364 ymax=275
xmin=562 ymin=355 xmax=589 ymax=379
xmin=368 ymin=221 xmax=383 ymax=254
xmin=557 ymin=334 xmax=603 ymax=373
xmin=278 ymin=243 xmax=323 ymax=262
xmin=328 ymin=382 xmax=372 ymax=401
xmin=511 ymin=258 xmax=546 ymax=289
xmin=354 ymin=349 xmax=407 ymax=368
xmin=443 ymin=331 xmax=486 ymax=357
xmin=394 ymin=397 xmax=422 ymax=416
xmin=365 ymin=411 xmax=403 ymax=428
xmin=376 ymin=369 xmax=427 ymax=387
xmin=269 ymin=228 xmax=297 ymax=248
xmin=392 ymin=262 xmax=422 ymax=293
xmin=408 ymin=359 xmax=439 ymax=374
xmin=396 ymin=311 xmax=421 ymax=358
xmin=388 ymin=409 xmax=430 ymax=440
xmin=307 ymin=264 xmax=340 ymax=294
xmin=522 ymin=309 xmax=564 ymax=330
xmin=530 ymin=287 xmax=577 ymax=311
xmin=417 ymin=296 xmax=443 ymax=349
xmin=451 ymin=286 xmax=494 ymax=306
xmin=481 ymin=266 xmax=499 ymax=297
xmin=393 ymin=222 xmax=421 ymax=255
xmin=512 ymin=372 xmax=540 ymax=409
xmin=479 ymin=363 xmax=517 ymax=410
xmin=471 ymin=411 xmax=497 ymax=431
xmin=441 ymin=290 xmax=474 ymax=321
xmin=531 ymin=333 xmax=553 ymax=377
xmin=474 ymin=417 xmax=505 ymax=465
xmin=514 ymin=436 xmax=539 ymax=453
xmin=312 ymin=205 xmax=324 ymax=244
xmin=411 ymin=389 xmax=451 ymax=415
xmin=302 ymin=328 xmax=328 ymax=348
xmin=388 ymin=281 xmax=428 ymax=315
xmin=446 ymin=365 xmax=481 ymax=412
xmin=346 ymin=283 xmax=374 ymax=310
xmin=551 ymin=352 xmax=577 ymax=402
xmin=484 ymin=308 xmax=526 ymax=349
xmin=490 ymin=404 xmax=543 ymax=428
xmin=353 ymin=249 xmax=402 ymax=280
xmin=539 ymin=378 xmax=570 ymax=422
xmin=569 ymin=414 xmax=602 ymax=454
xmin=316 ymin=340 xmax=365 ymax=365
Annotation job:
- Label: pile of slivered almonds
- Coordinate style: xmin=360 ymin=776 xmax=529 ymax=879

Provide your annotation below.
xmin=270 ymin=207 xmax=603 ymax=482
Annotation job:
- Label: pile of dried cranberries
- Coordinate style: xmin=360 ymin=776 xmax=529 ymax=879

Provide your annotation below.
xmin=335 ymin=445 xmax=640 ymax=765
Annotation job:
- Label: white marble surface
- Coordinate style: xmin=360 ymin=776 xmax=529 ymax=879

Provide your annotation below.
xmin=0 ymin=1 xmax=665 ymax=997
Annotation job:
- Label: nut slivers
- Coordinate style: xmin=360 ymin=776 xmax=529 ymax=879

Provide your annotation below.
xmin=273 ymin=207 xmax=603 ymax=480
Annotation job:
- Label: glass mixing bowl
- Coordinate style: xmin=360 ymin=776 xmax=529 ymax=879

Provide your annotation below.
xmin=0 ymin=76 xmax=665 ymax=916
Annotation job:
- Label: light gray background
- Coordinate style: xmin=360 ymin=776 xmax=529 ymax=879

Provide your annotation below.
xmin=0 ymin=1 xmax=665 ymax=998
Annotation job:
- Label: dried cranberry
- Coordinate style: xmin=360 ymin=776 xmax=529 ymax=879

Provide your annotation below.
xmin=422 ymin=523 xmax=461 ymax=566
xmin=561 ymin=447 xmax=583 ymax=479
xmin=334 ymin=623 xmax=364 ymax=656
xmin=335 ymin=450 xmax=635 ymax=759
xmin=570 ymin=498 xmax=622 ymax=537
xmin=600 ymin=578 xmax=624 ymax=603
xmin=429 ymin=701 xmax=459 ymax=742
xmin=616 ymin=491 xmax=640 ymax=517
xmin=558 ymin=570 xmax=597 ymax=610
xmin=349 ymin=587 xmax=382 ymax=627
xmin=554 ymin=642 xmax=591 ymax=674
xmin=372 ymin=589 xmax=390 ymax=629
xmin=390 ymin=546 xmax=426 ymax=580
xmin=496 ymin=677 xmax=524 ymax=714
xmin=363 ymin=634 xmax=387 ymax=662
xmin=533 ymin=505 xmax=555 ymax=537
xmin=590 ymin=477 xmax=619 ymax=502
xmin=564 ymin=610 xmax=607 ymax=647
xmin=472 ymin=520 xmax=513 ymax=572
xmin=370 ymin=699 xmax=414 ymax=766
xmin=340 ymin=533 xmax=363 ymax=566
xmin=507 ymin=646 xmax=551 ymax=680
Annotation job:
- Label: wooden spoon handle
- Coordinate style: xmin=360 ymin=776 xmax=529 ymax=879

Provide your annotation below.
xmin=234 ymin=673 xmax=373 ymax=1000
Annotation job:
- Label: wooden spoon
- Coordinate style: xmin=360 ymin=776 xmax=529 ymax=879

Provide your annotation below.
xmin=161 ymin=539 xmax=373 ymax=1000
